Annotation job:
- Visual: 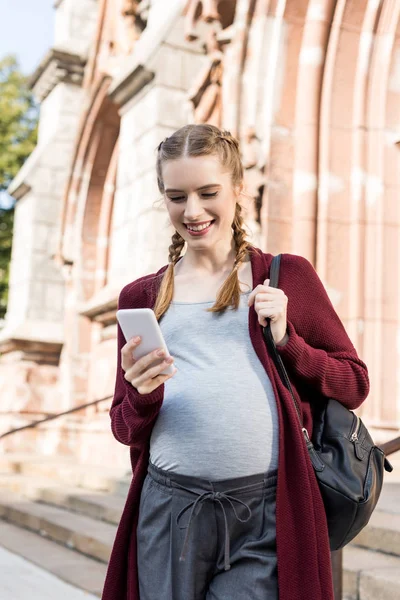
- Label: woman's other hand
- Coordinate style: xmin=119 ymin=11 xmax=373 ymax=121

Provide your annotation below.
xmin=247 ymin=279 xmax=289 ymax=346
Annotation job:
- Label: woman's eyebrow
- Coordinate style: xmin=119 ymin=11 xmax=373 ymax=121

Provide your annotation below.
xmin=165 ymin=184 xmax=222 ymax=192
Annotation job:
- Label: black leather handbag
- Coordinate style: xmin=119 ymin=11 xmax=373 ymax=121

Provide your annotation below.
xmin=263 ymin=254 xmax=393 ymax=551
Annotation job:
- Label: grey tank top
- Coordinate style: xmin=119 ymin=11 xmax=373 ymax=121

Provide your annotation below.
xmin=149 ymin=291 xmax=280 ymax=479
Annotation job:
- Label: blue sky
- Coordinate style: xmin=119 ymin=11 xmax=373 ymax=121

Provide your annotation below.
xmin=0 ymin=0 xmax=55 ymax=75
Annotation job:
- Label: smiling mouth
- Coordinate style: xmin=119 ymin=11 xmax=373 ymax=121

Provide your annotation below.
xmin=184 ymin=219 xmax=216 ymax=231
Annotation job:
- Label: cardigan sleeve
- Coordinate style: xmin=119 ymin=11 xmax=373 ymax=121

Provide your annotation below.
xmin=109 ymin=279 xmax=164 ymax=446
xmin=276 ymin=254 xmax=369 ymax=410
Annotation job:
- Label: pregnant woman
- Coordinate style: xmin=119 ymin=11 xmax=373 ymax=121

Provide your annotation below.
xmin=101 ymin=123 xmax=370 ymax=600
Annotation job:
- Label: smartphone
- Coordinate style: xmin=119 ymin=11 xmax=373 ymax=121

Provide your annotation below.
xmin=116 ymin=308 xmax=174 ymax=376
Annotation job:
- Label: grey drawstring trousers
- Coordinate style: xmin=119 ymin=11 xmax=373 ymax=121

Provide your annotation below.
xmin=137 ymin=460 xmax=278 ymax=600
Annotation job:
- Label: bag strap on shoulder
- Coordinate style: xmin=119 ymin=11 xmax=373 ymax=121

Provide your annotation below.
xmin=268 ymin=253 xmax=281 ymax=289
xmin=262 ymin=254 xmax=304 ymax=428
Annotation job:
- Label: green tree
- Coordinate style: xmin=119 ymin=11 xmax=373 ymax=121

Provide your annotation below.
xmin=0 ymin=55 xmax=38 ymax=321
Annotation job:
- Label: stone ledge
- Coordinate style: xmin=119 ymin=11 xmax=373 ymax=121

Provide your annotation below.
xmin=7 ymin=135 xmax=73 ymax=201
xmin=7 ymin=143 xmax=44 ymax=199
xmin=29 ymin=47 xmax=87 ymax=102
xmin=0 ymin=320 xmax=64 ymax=359
xmin=108 ymin=63 xmax=155 ymax=110
xmin=78 ymin=283 xmax=120 ymax=322
xmin=78 ymin=276 xmax=146 ymax=323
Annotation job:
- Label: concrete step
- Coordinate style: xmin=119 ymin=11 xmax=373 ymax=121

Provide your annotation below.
xmin=343 ymin=545 xmax=400 ymax=599
xmin=0 ymin=489 xmax=116 ymax=563
xmin=0 ymin=520 xmax=105 ymax=598
xmin=1 ymin=504 xmax=398 ymax=600
xmin=0 ymin=453 xmax=70 ymax=474
xmin=375 ymin=482 xmax=400 ymax=515
xmin=0 ymin=451 xmax=398 ymax=600
xmin=350 ymin=509 xmax=400 ymax=557
xmin=359 ymin=565 xmax=400 ymax=600
xmin=40 ymin=483 xmax=126 ymax=526
xmin=0 ymin=454 xmax=129 ymax=493
xmin=19 ymin=462 xmax=127 ymax=493
xmin=0 ymin=472 xmax=126 ymax=525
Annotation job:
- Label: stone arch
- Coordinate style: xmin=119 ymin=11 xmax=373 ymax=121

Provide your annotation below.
xmin=56 ymin=75 xmax=120 ymax=409
xmin=380 ymin=14 xmax=400 ymax=428
xmin=316 ymin=0 xmax=376 ymax=340
xmin=361 ymin=2 xmax=400 ymax=428
xmin=315 ymin=0 xmax=400 ymax=431
xmin=64 ymin=75 xmax=120 ymax=302
xmin=77 ymin=104 xmax=119 ymax=301
xmin=59 ymin=76 xmax=119 ymax=270
xmin=92 ymin=140 xmax=119 ymax=295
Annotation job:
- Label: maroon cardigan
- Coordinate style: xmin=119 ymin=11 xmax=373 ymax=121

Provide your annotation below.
xmin=101 ymin=251 xmax=369 ymax=600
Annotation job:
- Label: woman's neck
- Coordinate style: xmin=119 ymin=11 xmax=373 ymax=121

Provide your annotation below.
xmin=174 ymin=251 xmax=249 ymax=279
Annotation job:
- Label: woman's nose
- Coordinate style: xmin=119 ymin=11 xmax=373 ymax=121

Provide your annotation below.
xmin=184 ymin=196 xmax=203 ymax=219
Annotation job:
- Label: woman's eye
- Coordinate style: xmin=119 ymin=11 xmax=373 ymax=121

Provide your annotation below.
xmin=169 ymin=192 xmax=218 ymax=202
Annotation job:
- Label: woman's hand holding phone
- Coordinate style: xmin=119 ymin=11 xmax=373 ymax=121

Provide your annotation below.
xmin=121 ymin=336 xmax=177 ymax=394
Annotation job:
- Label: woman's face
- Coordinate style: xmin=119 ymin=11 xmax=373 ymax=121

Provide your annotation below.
xmin=162 ymin=155 xmax=240 ymax=249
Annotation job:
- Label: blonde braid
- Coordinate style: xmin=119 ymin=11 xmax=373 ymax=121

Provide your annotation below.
xmin=153 ymin=230 xmax=185 ymax=321
xmin=205 ymin=202 xmax=252 ymax=314
xmin=168 ymin=230 xmax=185 ymax=267
xmin=232 ymin=202 xmax=251 ymax=269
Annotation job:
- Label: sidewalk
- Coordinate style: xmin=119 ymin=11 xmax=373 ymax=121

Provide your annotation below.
xmin=0 ymin=546 xmax=98 ymax=600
